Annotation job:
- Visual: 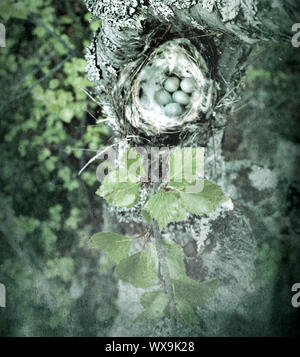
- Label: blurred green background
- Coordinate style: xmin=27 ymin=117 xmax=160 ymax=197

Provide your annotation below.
xmin=0 ymin=0 xmax=118 ymax=336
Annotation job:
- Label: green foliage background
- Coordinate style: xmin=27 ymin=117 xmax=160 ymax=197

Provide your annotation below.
xmin=0 ymin=0 xmax=117 ymax=336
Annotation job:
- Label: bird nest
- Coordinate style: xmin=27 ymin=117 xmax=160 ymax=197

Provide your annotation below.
xmin=112 ymin=37 xmax=216 ymax=138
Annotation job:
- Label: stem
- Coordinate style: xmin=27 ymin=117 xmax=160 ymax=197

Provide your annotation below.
xmin=152 ymin=218 xmax=177 ymax=336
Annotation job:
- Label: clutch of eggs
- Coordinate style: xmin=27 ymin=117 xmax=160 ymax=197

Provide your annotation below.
xmin=128 ymin=39 xmax=215 ymax=135
xmin=155 ymin=76 xmax=196 ymax=117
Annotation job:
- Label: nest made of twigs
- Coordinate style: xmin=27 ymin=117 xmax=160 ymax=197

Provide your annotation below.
xmin=112 ymin=37 xmax=216 ymax=138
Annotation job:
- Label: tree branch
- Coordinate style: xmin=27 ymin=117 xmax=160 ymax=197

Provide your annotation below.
xmin=151 ymin=181 xmax=178 ymax=335
xmin=28 ymin=14 xmax=82 ymax=58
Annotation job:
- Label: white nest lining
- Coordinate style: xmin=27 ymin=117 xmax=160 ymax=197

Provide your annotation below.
xmin=127 ymin=38 xmax=215 ymax=135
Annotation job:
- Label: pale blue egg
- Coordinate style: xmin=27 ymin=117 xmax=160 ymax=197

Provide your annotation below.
xmin=180 ymin=78 xmax=196 ymax=94
xmin=164 ymin=77 xmax=180 ymax=93
xmin=154 ymin=89 xmax=172 ymax=106
xmin=172 ymin=90 xmax=190 ymax=105
xmin=164 ymin=102 xmax=183 ymax=117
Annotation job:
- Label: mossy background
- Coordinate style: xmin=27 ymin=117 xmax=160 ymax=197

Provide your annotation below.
xmin=0 ymin=1 xmax=299 ymax=336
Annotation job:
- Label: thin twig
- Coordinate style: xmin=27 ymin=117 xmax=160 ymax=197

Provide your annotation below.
xmin=0 ymin=54 xmax=72 ymax=112
xmin=80 ymin=87 xmax=102 ymax=106
xmin=78 ymin=143 xmax=118 ymax=176
xmin=28 ymin=14 xmax=81 ymax=58
xmin=151 ymin=184 xmax=177 ymax=335
xmin=77 ymin=100 xmax=101 ymax=231
xmin=152 ymin=219 xmax=177 ymax=335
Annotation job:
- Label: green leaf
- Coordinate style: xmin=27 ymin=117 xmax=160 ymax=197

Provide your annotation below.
xmin=161 ymin=239 xmax=186 ymax=279
xmin=115 ymin=243 xmax=157 ymax=288
xmin=181 ymin=180 xmax=227 ymax=216
xmin=134 ymin=290 xmax=169 ymax=323
xmin=96 ymin=170 xmax=141 ymax=208
xmin=173 ymin=277 xmax=219 ymax=308
xmin=88 ymin=232 xmax=132 ymax=264
xmin=61 ymin=108 xmax=74 ymax=123
xmin=49 ymin=79 xmax=59 ymax=90
xmin=174 ymin=296 xmax=198 ymax=325
xmin=141 ymin=207 xmax=151 ymax=223
xmin=168 ymin=179 xmax=204 ymax=194
xmin=119 ymin=147 xmax=147 ymax=181
xmin=0 ymin=1 xmax=28 ymax=19
xmin=168 ymin=147 xmax=204 ymax=183
xmin=142 ymin=190 xmax=187 ymax=229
